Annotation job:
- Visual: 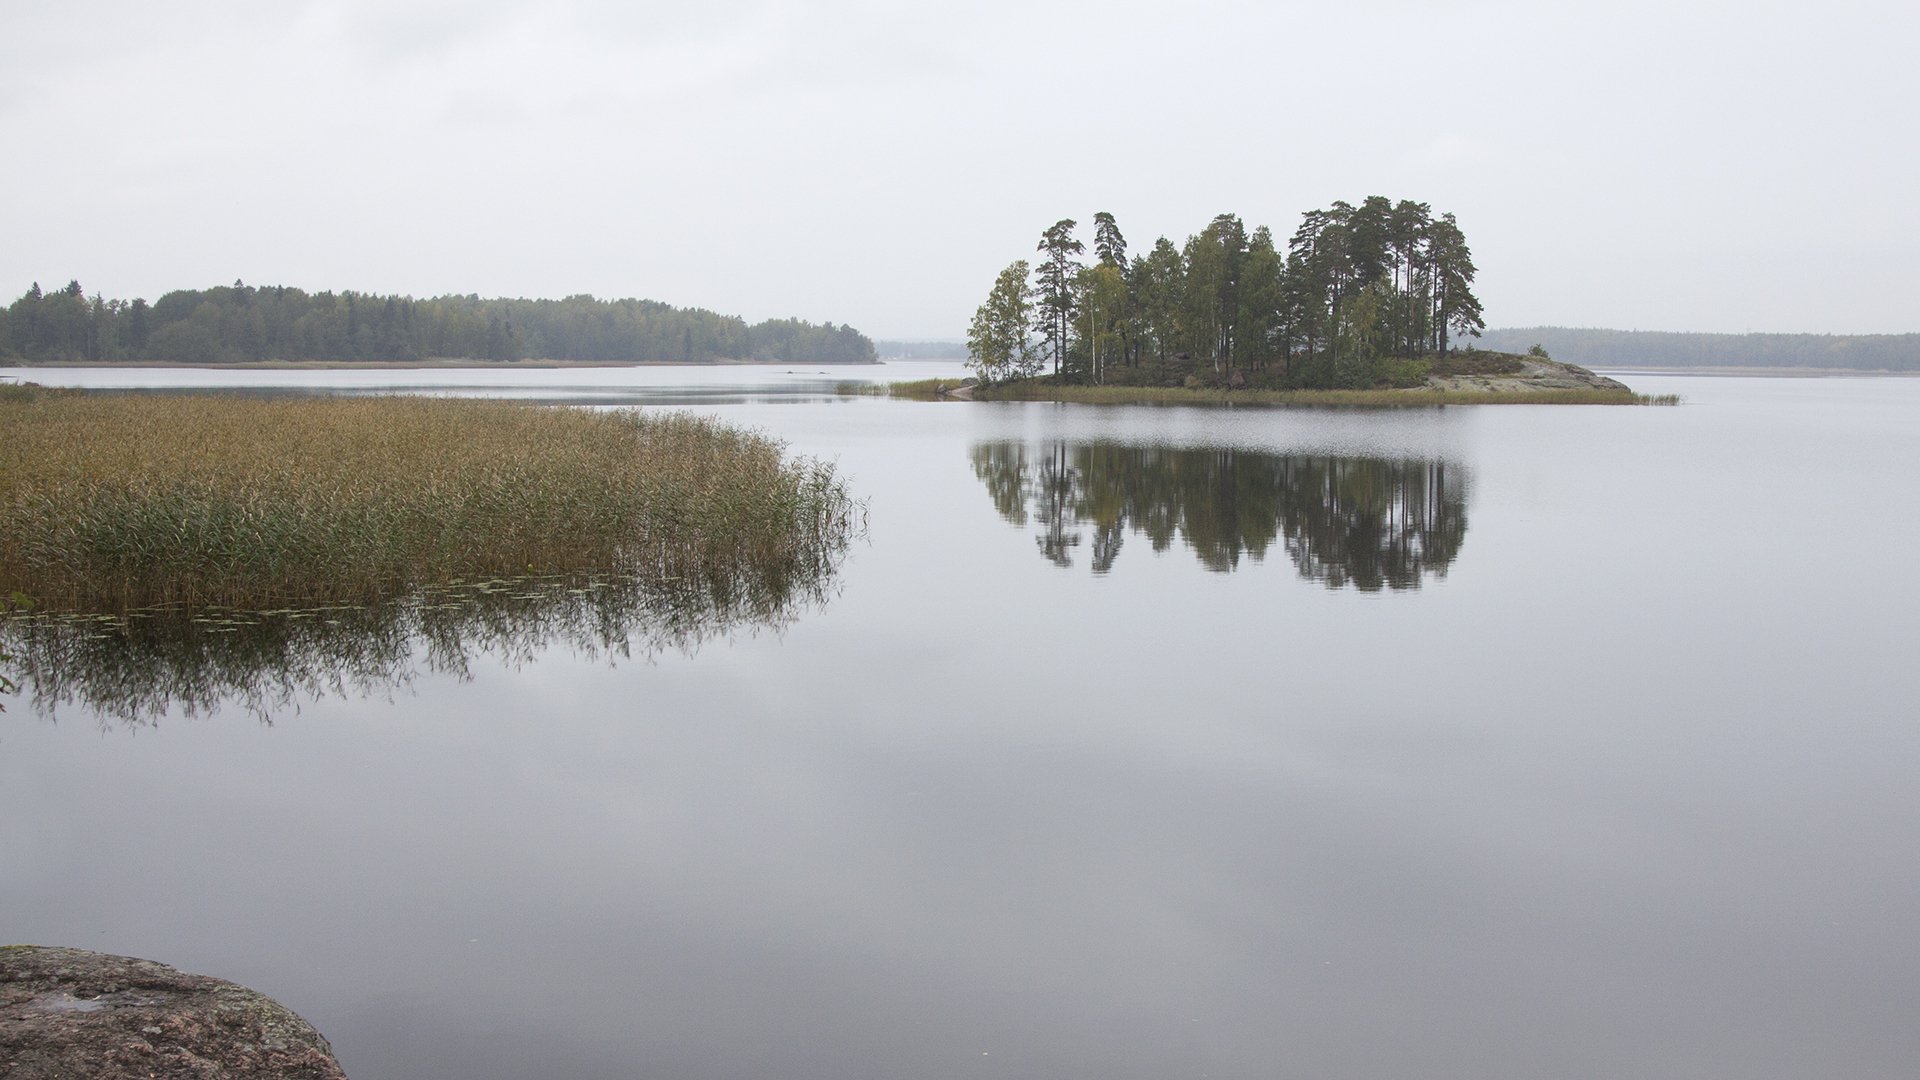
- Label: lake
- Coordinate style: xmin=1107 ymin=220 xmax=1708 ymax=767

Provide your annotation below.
xmin=4 ymin=364 xmax=1917 ymax=1079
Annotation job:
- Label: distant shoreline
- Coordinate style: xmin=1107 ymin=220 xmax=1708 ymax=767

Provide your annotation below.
xmin=1478 ymin=328 xmax=1920 ymax=373
xmin=4 ymin=358 xmax=883 ymax=371
xmin=1592 ymin=366 xmax=1920 ymax=377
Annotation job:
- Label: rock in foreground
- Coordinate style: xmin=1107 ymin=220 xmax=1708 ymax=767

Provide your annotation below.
xmin=0 ymin=946 xmax=347 ymax=1080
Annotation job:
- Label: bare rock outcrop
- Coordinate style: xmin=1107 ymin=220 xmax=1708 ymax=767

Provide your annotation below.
xmin=1 ymin=946 xmax=347 ymax=1080
xmin=1425 ymin=356 xmax=1631 ymax=394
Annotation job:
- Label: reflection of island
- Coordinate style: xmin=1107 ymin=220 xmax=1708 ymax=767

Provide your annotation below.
xmin=971 ymin=441 xmax=1468 ymax=588
xmin=0 ymin=558 xmax=841 ymax=727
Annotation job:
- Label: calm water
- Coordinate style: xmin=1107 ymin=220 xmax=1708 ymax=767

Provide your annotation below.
xmin=4 ymin=367 xmax=1918 ymax=1079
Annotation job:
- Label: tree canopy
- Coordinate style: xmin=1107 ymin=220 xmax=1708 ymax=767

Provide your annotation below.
xmin=0 ymin=281 xmax=876 ymax=365
xmin=966 ymin=199 xmax=1485 ymax=390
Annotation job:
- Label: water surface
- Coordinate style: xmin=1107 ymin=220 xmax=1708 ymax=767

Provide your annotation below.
xmin=3 ymin=369 xmax=1916 ymax=1079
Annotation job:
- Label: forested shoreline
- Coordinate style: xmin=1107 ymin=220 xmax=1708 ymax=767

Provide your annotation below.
xmin=0 ymin=281 xmax=876 ymax=365
xmin=968 ymin=198 xmax=1485 ymax=390
xmin=1478 ymin=327 xmax=1920 ymax=371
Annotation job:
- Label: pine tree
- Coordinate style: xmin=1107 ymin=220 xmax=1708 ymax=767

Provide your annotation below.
xmin=1033 ymin=220 xmax=1084 ymax=378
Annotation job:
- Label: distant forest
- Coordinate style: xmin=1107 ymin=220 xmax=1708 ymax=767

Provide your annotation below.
xmin=875 ymin=340 xmax=968 ymax=360
xmin=1479 ymin=327 xmax=1920 ymax=371
xmin=0 ymin=280 xmax=877 ymax=365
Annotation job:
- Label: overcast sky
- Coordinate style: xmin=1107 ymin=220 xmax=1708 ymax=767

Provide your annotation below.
xmin=4 ymin=0 xmax=1915 ymax=338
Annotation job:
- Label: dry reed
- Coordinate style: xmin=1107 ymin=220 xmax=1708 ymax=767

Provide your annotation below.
xmin=0 ymin=391 xmax=857 ymax=612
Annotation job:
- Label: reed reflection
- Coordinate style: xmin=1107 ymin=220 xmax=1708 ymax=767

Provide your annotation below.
xmin=0 ymin=558 xmax=842 ymax=727
xmin=971 ymin=441 xmax=1468 ymax=588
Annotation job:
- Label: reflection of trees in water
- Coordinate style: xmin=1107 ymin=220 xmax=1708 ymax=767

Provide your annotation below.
xmin=970 ymin=441 xmax=1468 ymax=588
xmin=0 ymin=556 xmax=843 ymax=727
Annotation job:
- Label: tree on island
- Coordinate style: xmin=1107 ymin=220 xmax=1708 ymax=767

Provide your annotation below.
xmin=966 ymin=198 xmax=1485 ymax=390
xmin=965 ymin=261 xmax=1041 ymax=382
xmin=1033 ymin=220 xmax=1085 ymax=379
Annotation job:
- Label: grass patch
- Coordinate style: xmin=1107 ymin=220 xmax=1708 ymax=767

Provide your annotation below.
xmin=0 ymin=382 xmax=67 ymax=405
xmin=835 ymin=378 xmax=971 ymax=400
xmin=1429 ymin=352 xmax=1525 ymax=377
xmin=970 ymin=382 xmax=1656 ymax=407
xmin=0 ymin=392 xmax=859 ymax=613
xmin=884 ymin=378 xmax=960 ymax=400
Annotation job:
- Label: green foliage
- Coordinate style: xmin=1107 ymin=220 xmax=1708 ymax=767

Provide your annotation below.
xmin=1429 ymin=352 xmax=1523 ymax=377
xmin=1280 ymin=199 xmax=1483 ymax=383
xmin=1528 ymin=343 xmax=1551 ymax=358
xmin=972 ymin=198 xmax=1486 ymax=391
xmin=1092 ymin=212 xmax=1127 ymax=269
xmin=0 ymin=381 xmax=55 ymax=404
xmin=1132 ymin=237 xmax=1184 ymax=365
xmin=1235 ymin=227 xmax=1284 ymax=372
xmin=1033 ymin=220 xmax=1085 ymax=377
xmin=1333 ymin=282 xmax=1394 ymax=387
xmin=967 ymin=260 xmax=1039 ymax=383
xmin=3 ymin=281 xmax=877 ymax=365
xmin=1180 ymin=213 xmax=1247 ymax=370
xmin=1071 ymin=262 xmax=1127 ymax=383
xmin=1380 ymin=357 xmax=1433 ymax=386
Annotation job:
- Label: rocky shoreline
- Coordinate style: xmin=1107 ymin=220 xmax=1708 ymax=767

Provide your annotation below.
xmin=1423 ymin=356 xmax=1632 ymax=394
xmin=1 ymin=946 xmax=348 ymax=1080
xmin=900 ymin=354 xmax=1646 ymax=404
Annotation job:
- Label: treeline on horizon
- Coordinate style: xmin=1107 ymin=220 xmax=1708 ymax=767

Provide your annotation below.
xmin=968 ymin=196 xmax=1485 ymax=390
xmin=0 ymin=280 xmax=877 ymax=365
xmin=1478 ymin=327 xmax=1920 ymax=371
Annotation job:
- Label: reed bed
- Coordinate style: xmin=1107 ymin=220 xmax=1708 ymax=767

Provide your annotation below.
xmin=0 ymin=391 xmax=858 ymax=612
xmin=971 ymin=383 xmax=1669 ymax=407
xmin=833 ymin=376 xmax=967 ymax=397
xmin=878 ymin=378 xmax=963 ymax=400
xmin=834 ymin=378 xmax=957 ymax=400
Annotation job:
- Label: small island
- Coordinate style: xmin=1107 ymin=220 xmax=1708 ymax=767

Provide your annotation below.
xmin=887 ymin=349 xmax=1654 ymax=406
xmin=947 ymin=200 xmax=1668 ymax=405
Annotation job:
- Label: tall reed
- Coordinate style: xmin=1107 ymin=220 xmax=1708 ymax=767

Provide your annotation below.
xmin=0 ymin=391 xmax=858 ymax=612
